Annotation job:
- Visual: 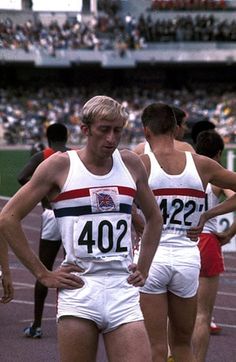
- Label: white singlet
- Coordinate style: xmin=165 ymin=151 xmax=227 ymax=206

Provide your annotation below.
xmin=53 ymin=150 xmax=144 ymax=330
xmin=202 ymin=183 xmax=219 ymax=234
xmin=148 ymin=151 xmax=206 ymax=250
xmin=140 ymin=151 xmax=205 ymax=297
xmin=51 ymin=149 xmax=136 ymax=275
xmin=144 ymin=141 xmax=152 ymax=154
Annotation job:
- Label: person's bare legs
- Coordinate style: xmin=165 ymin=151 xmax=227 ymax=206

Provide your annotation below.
xmin=58 ymin=316 xmax=99 ymax=362
xmin=140 ymin=292 xmax=168 ymax=362
xmin=168 ymin=291 xmax=197 ymax=362
xmin=32 ymin=238 xmax=61 ymax=328
xmin=104 ymin=321 xmax=152 ymax=362
xmin=192 ymin=276 xmax=219 ymax=362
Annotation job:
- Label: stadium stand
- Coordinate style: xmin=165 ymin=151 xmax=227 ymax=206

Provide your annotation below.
xmin=1 ymin=0 xmax=236 ymax=147
xmin=151 ymin=0 xmax=227 ymax=11
xmin=1 ymin=79 xmax=236 ymax=147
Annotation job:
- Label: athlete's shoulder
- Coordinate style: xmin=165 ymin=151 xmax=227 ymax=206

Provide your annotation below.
xmin=174 ymin=140 xmax=195 ymax=153
xmin=119 ymin=148 xmax=143 ymax=164
xmin=192 ymin=152 xmax=218 ymax=165
xmin=119 ymin=149 xmax=149 ymax=183
xmin=132 ymin=142 xmax=145 ymax=155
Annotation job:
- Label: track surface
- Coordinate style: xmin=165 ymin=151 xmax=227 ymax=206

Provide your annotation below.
xmin=0 ymin=197 xmax=236 ymax=362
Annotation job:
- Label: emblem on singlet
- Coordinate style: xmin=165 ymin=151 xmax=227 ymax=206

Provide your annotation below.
xmin=90 ymin=187 xmax=119 ymax=212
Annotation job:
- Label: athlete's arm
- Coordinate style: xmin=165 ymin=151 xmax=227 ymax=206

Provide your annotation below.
xmin=0 ymin=153 xmax=84 ymax=289
xmin=215 ymin=219 xmax=236 ymax=246
xmin=123 ymin=151 xmax=162 ymax=285
xmin=17 ymin=152 xmax=44 ymax=185
xmin=187 ymin=156 xmax=236 ymax=239
xmin=197 ymin=155 xmax=236 ymax=192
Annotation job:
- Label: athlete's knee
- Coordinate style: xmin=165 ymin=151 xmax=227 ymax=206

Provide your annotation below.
xmin=150 ymin=341 xmax=168 ymax=361
xmin=195 ymin=310 xmax=211 ymax=327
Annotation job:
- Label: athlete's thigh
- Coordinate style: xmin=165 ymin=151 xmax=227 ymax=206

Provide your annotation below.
xmin=104 ymin=321 xmax=152 ymax=362
xmin=57 ymin=316 xmax=99 ymax=362
xmin=168 ymin=291 xmax=197 ymax=337
xmin=197 ymin=276 xmax=219 ymax=316
xmin=140 ymin=292 xmax=168 ymax=344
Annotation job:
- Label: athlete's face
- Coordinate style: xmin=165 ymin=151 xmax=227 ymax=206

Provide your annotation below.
xmin=175 ymin=118 xmax=188 ymax=141
xmin=84 ymin=118 xmax=125 ymax=157
xmin=215 ymin=150 xmax=223 ymax=164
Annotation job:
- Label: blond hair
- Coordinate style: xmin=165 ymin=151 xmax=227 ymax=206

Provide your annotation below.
xmin=81 ymin=95 xmax=128 ymax=126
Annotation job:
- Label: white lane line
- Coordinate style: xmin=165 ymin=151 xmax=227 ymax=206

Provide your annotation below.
xmin=216 ymin=323 xmax=236 ymax=329
xmin=13 ymin=282 xmax=34 ymax=288
xmin=214 ymin=306 xmax=236 ymax=312
xmin=218 ymin=291 xmax=236 ymax=297
xmin=224 ymin=274 xmax=236 ymax=277
xmin=0 ymin=196 xmax=10 ymax=200
xmin=225 ymin=268 xmax=236 ymax=272
xmin=224 ymin=255 xmax=236 ymax=260
xmin=21 ymin=317 xmax=56 ymax=323
xmin=10 ymin=300 xmax=56 ymax=307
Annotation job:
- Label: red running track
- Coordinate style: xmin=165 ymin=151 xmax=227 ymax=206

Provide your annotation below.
xmin=0 ymin=197 xmax=236 ymax=362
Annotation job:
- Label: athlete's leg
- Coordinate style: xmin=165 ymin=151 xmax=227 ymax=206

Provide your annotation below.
xmin=58 ymin=316 xmax=99 ymax=362
xmin=104 ymin=321 xmax=152 ymax=362
xmin=168 ymin=291 xmax=197 ymax=362
xmin=32 ymin=238 xmax=61 ymax=328
xmin=140 ymin=292 xmax=168 ymax=362
xmin=192 ymin=276 xmax=219 ymax=362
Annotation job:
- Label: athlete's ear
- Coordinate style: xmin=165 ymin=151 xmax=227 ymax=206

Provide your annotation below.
xmin=216 ymin=150 xmax=222 ymax=163
xmin=80 ymin=123 xmax=90 ymax=136
xmin=143 ymin=126 xmax=151 ymax=141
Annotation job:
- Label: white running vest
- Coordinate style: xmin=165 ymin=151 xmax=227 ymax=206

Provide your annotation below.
xmin=202 ymin=184 xmax=219 ymax=233
xmin=51 ymin=150 xmax=136 ymax=275
xmin=148 ymin=151 xmax=206 ymax=247
xmin=144 ymin=141 xmax=152 ymax=154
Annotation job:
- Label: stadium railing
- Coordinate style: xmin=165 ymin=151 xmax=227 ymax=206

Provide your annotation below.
xmin=1 ymin=45 xmax=236 ymax=67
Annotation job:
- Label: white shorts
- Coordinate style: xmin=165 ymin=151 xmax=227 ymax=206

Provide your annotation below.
xmin=140 ymin=246 xmax=200 ymax=298
xmin=57 ymin=273 xmax=143 ymax=333
xmin=41 ymin=209 xmax=61 ymax=241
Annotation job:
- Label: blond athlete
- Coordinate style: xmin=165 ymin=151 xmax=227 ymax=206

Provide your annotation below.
xmin=0 ymin=96 xmax=162 ymax=362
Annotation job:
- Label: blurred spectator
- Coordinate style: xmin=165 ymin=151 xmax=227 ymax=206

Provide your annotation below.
xmin=1 ymin=11 xmax=236 ymax=56
xmin=151 ymin=0 xmax=226 ymax=11
xmin=1 ymin=83 xmax=236 ymax=147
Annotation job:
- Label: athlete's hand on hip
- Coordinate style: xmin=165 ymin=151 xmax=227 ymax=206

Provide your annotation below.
xmin=39 ymin=265 xmax=85 ymax=289
xmin=127 ymin=263 xmax=146 ymax=287
xmin=187 ymin=213 xmax=207 ymax=241
xmin=186 ymin=227 xmax=201 ymax=241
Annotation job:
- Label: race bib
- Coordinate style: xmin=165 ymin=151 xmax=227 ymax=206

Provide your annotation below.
xmin=73 ymin=214 xmax=131 ymax=261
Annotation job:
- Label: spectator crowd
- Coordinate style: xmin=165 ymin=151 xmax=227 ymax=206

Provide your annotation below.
xmin=1 ymin=83 xmax=236 ymax=148
xmin=1 ymin=11 xmax=236 ymax=55
xmin=151 ymin=0 xmax=227 ymax=11
xmin=1 ymin=1 xmax=236 ymax=147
